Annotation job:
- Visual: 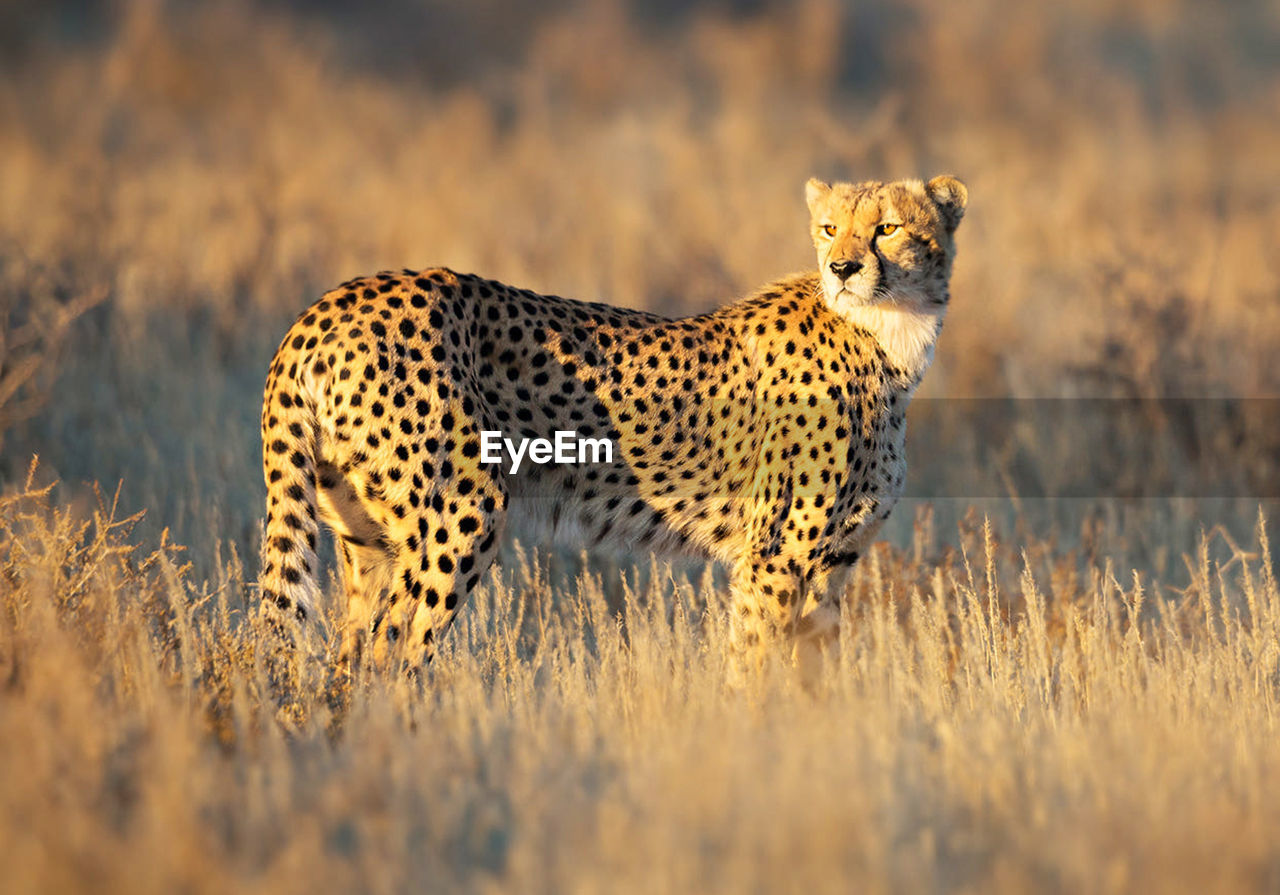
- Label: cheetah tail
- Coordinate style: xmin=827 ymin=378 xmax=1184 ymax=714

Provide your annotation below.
xmin=259 ymin=372 xmax=323 ymax=630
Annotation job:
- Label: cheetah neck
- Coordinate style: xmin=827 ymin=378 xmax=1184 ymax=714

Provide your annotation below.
xmin=842 ymin=301 xmax=944 ymax=384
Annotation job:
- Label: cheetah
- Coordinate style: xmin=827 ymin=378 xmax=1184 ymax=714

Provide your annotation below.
xmin=258 ymin=175 xmax=967 ymax=677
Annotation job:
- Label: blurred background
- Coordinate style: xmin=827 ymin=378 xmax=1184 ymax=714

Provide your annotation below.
xmin=2 ymin=0 xmax=1278 ymax=576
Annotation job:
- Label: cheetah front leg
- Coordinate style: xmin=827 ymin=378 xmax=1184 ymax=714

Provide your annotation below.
xmin=724 ymin=426 xmax=829 ymax=684
xmin=726 ymin=557 xmax=807 ymax=685
xmin=791 ymin=505 xmax=888 ymax=685
xmin=792 ymin=556 xmax=857 ymax=688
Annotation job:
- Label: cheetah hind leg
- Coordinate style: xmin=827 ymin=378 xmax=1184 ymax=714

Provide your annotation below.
xmin=315 ymin=461 xmax=396 ymax=676
xmin=370 ymin=480 xmax=508 ymax=677
xmin=334 ymin=539 xmax=393 ymax=674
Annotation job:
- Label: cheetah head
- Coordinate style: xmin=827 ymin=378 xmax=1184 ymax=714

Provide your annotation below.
xmin=806 ymin=176 xmax=967 ymax=315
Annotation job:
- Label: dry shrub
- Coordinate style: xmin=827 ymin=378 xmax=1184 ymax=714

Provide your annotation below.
xmin=0 ymin=259 xmax=104 ymax=452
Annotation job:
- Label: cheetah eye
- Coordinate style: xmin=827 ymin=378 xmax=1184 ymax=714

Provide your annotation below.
xmin=821 ymin=224 xmax=837 ymax=238
xmin=876 ymin=223 xmax=901 ymax=237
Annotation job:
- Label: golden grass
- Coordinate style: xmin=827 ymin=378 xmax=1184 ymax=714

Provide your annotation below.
xmin=3 ymin=1 xmax=1280 ymax=891
xmin=3 ymin=467 xmax=1280 ymax=893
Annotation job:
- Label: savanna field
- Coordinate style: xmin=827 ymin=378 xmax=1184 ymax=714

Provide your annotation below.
xmin=3 ymin=1 xmax=1280 ymax=891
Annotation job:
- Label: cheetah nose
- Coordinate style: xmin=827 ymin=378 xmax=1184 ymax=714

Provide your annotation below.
xmin=829 ymin=260 xmax=863 ymax=280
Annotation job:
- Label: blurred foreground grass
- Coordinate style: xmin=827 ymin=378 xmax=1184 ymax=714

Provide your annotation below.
xmin=3 ymin=470 xmax=1280 ymax=892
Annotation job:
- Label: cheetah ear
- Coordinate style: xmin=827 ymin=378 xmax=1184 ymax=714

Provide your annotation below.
xmin=805 ymin=178 xmax=831 ymax=215
xmin=926 ymin=175 xmax=968 ymax=232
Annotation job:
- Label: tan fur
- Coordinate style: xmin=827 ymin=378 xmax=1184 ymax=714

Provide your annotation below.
xmin=258 ymin=175 xmax=966 ymax=679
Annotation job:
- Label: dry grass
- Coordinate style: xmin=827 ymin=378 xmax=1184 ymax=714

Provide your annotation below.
xmin=3 ymin=1 xmax=1279 ymax=398
xmin=3 ymin=468 xmax=1280 ymax=893
xmin=2 ymin=0 xmax=1280 ymax=891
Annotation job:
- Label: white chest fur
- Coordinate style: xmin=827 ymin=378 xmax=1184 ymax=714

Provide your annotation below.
xmin=841 ymin=302 xmax=943 ymax=381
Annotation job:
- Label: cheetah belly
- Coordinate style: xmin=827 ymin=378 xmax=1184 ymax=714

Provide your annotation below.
xmin=502 ymin=463 xmax=711 ymax=559
xmin=468 ymin=301 xmax=760 ymax=564
xmin=488 ymin=407 xmax=755 ymax=563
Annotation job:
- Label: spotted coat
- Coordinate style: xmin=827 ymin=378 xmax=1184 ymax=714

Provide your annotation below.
xmin=258 ymin=175 xmax=967 ymax=674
